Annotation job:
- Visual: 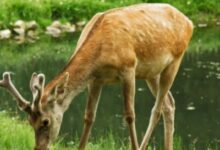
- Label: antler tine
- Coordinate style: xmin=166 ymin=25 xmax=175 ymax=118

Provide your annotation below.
xmin=30 ymin=73 xmax=45 ymax=112
xmin=0 ymin=72 xmax=32 ymax=114
xmin=30 ymin=72 xmax=38 ymax=94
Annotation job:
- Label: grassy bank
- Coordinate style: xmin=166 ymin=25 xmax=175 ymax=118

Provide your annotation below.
xmin=0 ymin=0 xmax=219 ymax=29
xmin=0 ymin=111 xmax=187 ymax=150
xmin=0 ymin=111 xmax=131 ymax=150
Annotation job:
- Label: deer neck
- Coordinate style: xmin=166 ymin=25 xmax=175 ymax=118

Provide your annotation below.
xmin=68 ymin=49 xmax=98 ymax=91
xmin=55 ymin=45 xmax=99 ymax=111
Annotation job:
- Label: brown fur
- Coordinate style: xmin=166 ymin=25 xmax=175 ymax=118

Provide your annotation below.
xmin=58 ymin=4 xmax=193 ymax=84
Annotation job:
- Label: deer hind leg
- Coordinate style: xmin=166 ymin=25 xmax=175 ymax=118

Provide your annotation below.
xmin=121 ymin=68 xmax=139 ymax=150
xmin=140 ymin=58 xmax=182 ymax=150
xmin=145 ymin=77 xmax=175 ymax=150
xmin=163 ymin=91 xmax=175 ymax=150
xmin=79 ymin=81 xmax=102 ymax=150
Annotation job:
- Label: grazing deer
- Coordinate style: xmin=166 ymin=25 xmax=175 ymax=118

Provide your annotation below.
xmin=0 ymin=3 xmax=193 ymax=150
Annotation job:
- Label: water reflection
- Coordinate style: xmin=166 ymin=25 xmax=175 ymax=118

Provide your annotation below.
xmin=174 ymin=52 xmax=220 ymax=149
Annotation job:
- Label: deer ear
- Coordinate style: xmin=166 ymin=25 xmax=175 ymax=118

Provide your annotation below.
xmin=51 ymin=72 xmax=69 ymax=97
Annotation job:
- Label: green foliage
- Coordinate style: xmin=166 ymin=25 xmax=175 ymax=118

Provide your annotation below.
xmin=0 ymin=0 xmax=51 ymax=28
xmin=0 ymin=0 xmax=135 ymax=28
xmin=0 ymin=0 xmax=219 ymax=29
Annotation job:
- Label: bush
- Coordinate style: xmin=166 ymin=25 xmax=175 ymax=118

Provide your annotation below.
xmin=0 ymin=0 xmax=219 ymax=29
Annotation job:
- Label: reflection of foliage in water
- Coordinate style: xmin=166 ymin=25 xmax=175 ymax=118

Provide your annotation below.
xmin=174 ymin=51 xmax=220 ymax=149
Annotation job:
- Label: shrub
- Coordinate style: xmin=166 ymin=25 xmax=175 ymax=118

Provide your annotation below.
xmin=0 ymin=0 xmax=219 ymax=29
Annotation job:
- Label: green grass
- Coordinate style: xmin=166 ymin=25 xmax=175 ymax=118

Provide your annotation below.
xmin=0 ymin=111 xmax=34 ymax=150
xmin=0 ymin=111 xmax=188 ymax=150
xmin=0 ymin=111 xmax=131 ymax=150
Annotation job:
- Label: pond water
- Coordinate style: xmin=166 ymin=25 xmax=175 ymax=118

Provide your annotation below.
xmin=0 ymin=27 xmax=220 ymax=149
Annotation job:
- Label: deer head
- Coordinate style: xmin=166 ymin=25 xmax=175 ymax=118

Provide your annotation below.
xmin=0 ymin=72 xmax=69 ymax=150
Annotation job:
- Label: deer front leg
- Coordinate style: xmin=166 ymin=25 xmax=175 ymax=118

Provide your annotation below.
xmin=78 ymin=81 xmax=102 ymax=150
xmin=162 ymin=91 xmax=175 ymax=150
xmin=122 ymin=68 xmax=139 ymax=150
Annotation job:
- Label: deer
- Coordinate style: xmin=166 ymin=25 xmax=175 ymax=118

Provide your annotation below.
xmin=0 ymin=3 xmax=193 ymax=150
